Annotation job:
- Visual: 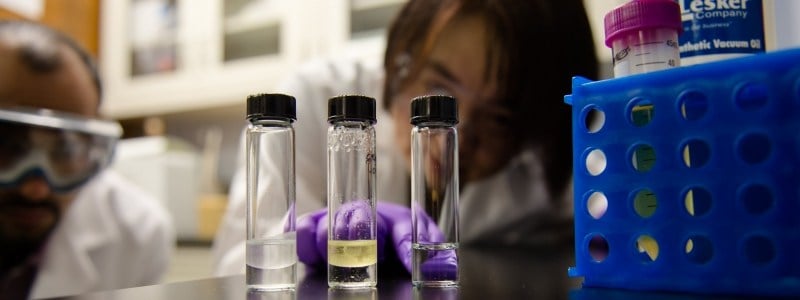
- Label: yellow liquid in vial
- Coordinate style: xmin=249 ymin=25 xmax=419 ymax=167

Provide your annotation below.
xmin=328 ymin=240 xmax=377 ymax=267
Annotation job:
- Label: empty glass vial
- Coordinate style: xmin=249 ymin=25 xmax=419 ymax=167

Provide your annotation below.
xmin=246 ymin=93 xmax=297 ymax=291
xmin=410 ymin=95 xmax=460 ymax=287
xmin=326 ymin=95 xmax=378 ymax=288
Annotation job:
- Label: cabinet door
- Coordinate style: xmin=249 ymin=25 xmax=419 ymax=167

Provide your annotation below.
xmin=100 ymin=0 xmax=297 ymax=118
xmin=99 ymin=0 xmax=405 ymax=118
xmin=301 ymin=0 xmax=404 ymax=64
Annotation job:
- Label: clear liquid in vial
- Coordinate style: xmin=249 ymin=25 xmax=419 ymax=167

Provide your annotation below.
xmin=412 ymin=243 xmax=459 ymax=287
xmin=246 ymin=237 xmax=297 ymax=290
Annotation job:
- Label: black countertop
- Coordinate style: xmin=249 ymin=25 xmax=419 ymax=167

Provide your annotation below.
xmin=50 ymin=244 xmax=788 ymax=299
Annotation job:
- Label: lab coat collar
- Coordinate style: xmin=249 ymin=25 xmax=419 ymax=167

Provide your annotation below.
xmin=31 ymin=173 xmax=121 ymax=299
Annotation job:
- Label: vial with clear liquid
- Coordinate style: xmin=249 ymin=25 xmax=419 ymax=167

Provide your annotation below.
xmin=326 ymin=95 xmax=378 ymax=288
xmin=246 ymin=93 xmax=298 ymax=291
xmin=410 ymin=95 xmax=460 ymax=287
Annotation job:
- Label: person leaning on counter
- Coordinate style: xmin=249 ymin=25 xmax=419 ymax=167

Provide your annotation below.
xmin=213 ymin=0 xmax=598 ymax=275
xmin=0 ymin=21 xmax=175 ymax=299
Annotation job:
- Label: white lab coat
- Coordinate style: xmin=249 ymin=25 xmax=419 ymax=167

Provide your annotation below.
xmin=212 ymin=56 xmax=574 ymax=276
xmin=30 ymin=170 xmax=175 ymax=299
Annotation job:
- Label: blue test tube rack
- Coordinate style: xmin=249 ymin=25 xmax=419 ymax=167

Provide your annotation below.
xmin=565 ymin=48 xmax=800 ymax=297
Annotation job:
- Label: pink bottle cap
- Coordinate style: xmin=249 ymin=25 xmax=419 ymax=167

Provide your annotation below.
xmin=604 ymin=0 xmax=682 ymax=47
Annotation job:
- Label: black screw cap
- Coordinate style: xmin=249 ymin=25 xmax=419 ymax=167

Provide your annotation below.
xmin=410 ymin=95 xmax=458 ymax=126
xmin=327 ymin=95 xmax=376 ymax=124
xmin=246 ymin=93 xmax=296 ymax=122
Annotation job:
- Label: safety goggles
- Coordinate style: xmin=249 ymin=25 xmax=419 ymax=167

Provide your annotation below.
xmin=0 ymin=107 xmax=122 ymax=193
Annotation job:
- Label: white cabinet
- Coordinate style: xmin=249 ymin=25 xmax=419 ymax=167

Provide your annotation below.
xmin=100 ymin=0 xmax=299 ymax=119
xmin=99 ymin=0 xmax=404 ymax=119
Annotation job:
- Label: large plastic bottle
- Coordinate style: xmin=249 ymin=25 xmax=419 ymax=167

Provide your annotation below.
xmin=677 ymin=0 xmax=767 ymax=65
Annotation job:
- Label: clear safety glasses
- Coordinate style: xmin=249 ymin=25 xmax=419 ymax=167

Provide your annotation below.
xmin=0 ymin=107 xmax=122 ymax=193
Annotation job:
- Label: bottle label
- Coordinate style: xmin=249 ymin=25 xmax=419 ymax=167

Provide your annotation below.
xmin=678 ymin=0 xmax=765 ymax=59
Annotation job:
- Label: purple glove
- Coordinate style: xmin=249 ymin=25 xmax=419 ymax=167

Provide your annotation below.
xmin=404 ymin=205 xmax=457 ymax=282
xmin=384 ymin=203 xmax=458 ymax=281
xmin=296 ymin=208 xmax=326 ymax=267
xmin=296 ymin=201 xmax=388 ymax=268
xmin=296 ymin=202 xmax=456 ymax=279
xmin=295 ymin=202 xmax=415 ymax=272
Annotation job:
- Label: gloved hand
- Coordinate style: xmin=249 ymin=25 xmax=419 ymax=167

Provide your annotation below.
xmin=296 ymin=201 xmax=453 ymax=276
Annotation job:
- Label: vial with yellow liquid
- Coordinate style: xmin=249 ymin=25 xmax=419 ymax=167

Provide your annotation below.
xmin=326 ymin=95 xmax=379 ymax=288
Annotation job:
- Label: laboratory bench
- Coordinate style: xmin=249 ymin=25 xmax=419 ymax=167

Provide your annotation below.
xmin=46 ymin=243 xmax=789 ymax=300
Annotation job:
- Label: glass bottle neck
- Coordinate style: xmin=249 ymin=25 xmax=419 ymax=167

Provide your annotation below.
xmin=249 ymin=118 xmax=293 ymax=127
xmin=414 ymin=120 xmax=457 ymax=128
xmin=329 ymin=120 xmax=374 ymax=128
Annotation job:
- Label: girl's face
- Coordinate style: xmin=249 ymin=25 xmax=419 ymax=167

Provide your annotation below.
xmin=390 ymin=14 xmax=515 ymax=184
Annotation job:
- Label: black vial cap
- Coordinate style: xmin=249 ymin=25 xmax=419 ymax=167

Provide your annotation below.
xmin=410 ymin=95 xmax=458 ymax=126
xmin=247 ymin=93 xmax=296 ymax=122
xmin=327 ymin=95 xmax=376 ymax=124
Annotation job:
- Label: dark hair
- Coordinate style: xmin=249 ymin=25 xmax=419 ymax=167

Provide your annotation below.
xmin=383 ymin=0 xmax=598 ymax=196
xmin=0 ymin=20 xmax=102 ymax=102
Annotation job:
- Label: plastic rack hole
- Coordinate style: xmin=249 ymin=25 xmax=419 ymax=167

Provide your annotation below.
xmin=636 ymin=235 xmax=659 ymax=262
xmin=740 ymin=184 xmax=773 ymax=215
xmin=587 ymin=192 xmax=608 ymax=220
xmin=684 ymin=187 xmax=712 ymax=217
xmin=685 ymin=236 xmax=713 ymax=264
xmin=629 ymin=98 xmax=654 ymax=127
xmin=682 ymin=139 xmax=711 ymax=168
xmin=633 ymin=189 xmax=657 ymax=218
xmin=743 ymin=236 xmax=776 ymax=265
xmin=585 ymin=107 xmax=605 ymax=133
xmin=589 ymin=235 xmax=609 ymax=262
xmin=679 ymin=90 xmax=708 ymax=121
xmin=735 ymin=82 xmax=769 ymax=111
xmin=737 ymin=133 xmax=772 ymax=164
xmin=586 ymin=149 xmax=607 ymax=176
xmin=631 ymin=144 xmax=656 ymax=172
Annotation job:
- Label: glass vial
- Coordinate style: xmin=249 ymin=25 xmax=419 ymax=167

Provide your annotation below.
xmin=326 ymin=95 xmax=378 ymax=288
xmin=410 ymin=95 xmax=460 ymax=287
xmin=246 ymin=93 xmax=297 ymax=291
